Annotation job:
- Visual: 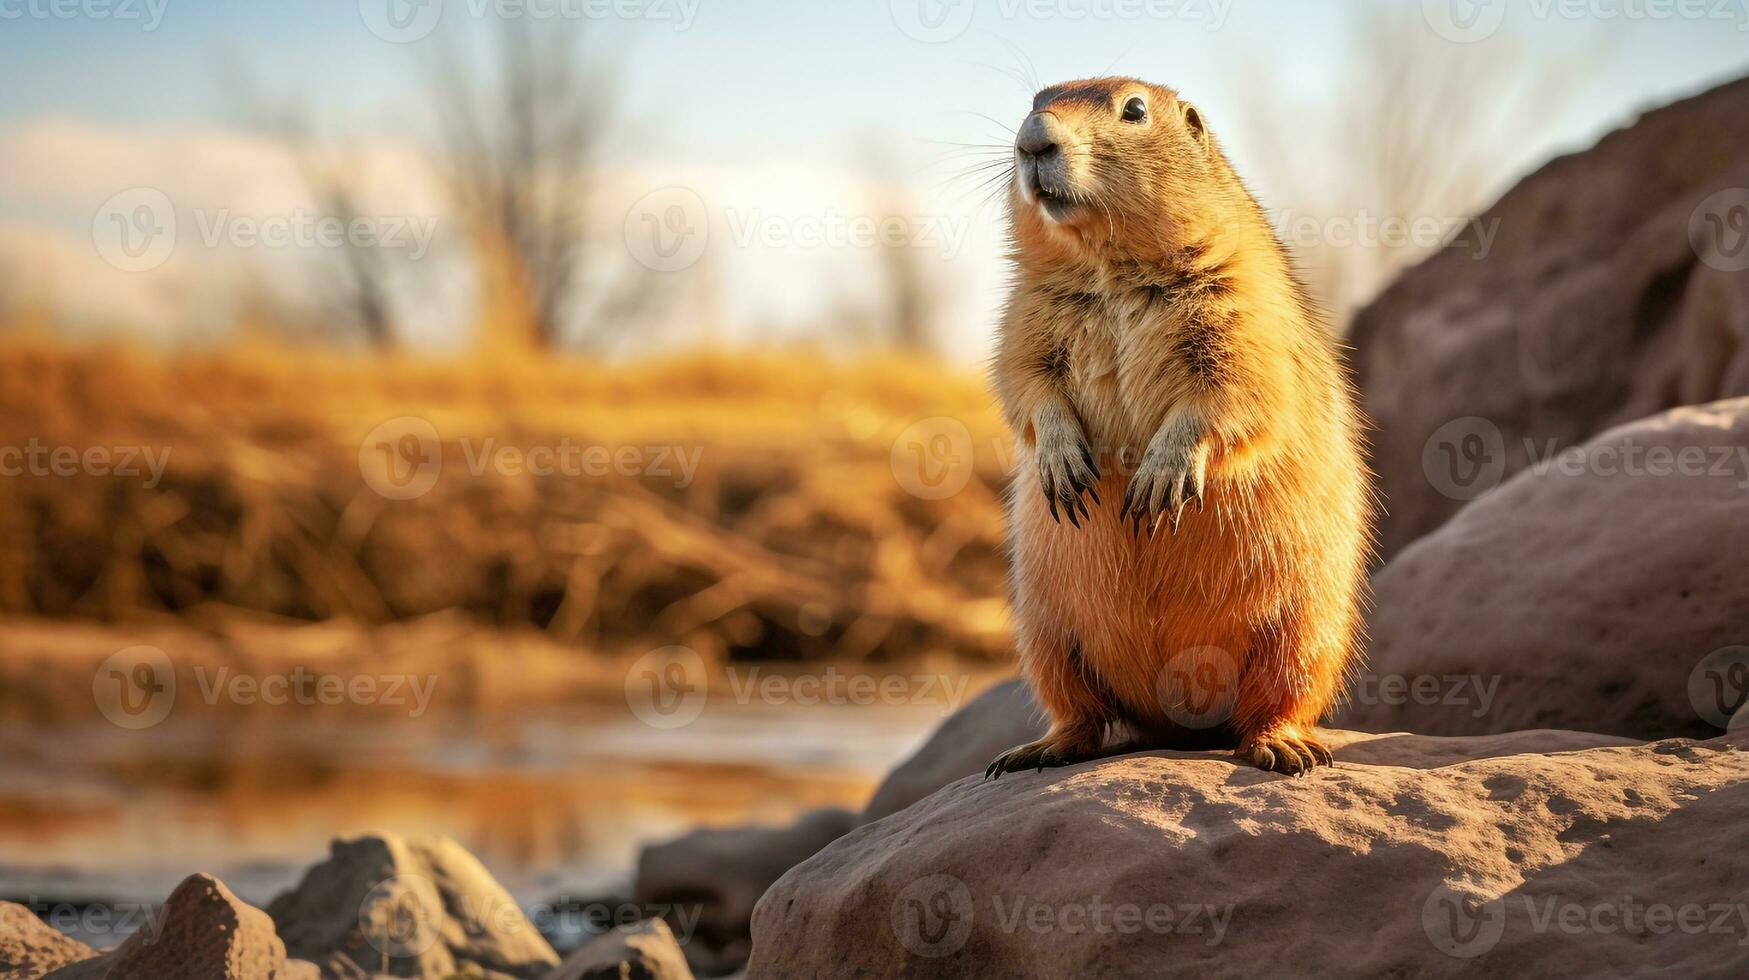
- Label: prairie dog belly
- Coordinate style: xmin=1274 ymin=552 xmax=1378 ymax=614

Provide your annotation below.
xmin=1006 ymin=455 xmax=1269 ymax=730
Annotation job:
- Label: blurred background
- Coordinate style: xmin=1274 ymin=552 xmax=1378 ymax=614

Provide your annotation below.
xmin=2 ymin=0 xmax=1747 ymax=968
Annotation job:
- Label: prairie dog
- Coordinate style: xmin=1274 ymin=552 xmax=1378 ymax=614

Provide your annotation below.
xmin=985 ymin=78 xmax=1372 ymax=777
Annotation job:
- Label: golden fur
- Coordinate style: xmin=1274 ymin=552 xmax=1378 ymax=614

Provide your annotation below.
xmin=986 ymin=78 xmax=1373 ymax=777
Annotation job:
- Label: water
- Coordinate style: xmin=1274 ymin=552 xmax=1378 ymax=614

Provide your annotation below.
xmin=0 ymin=695 xmax=955 ymax=944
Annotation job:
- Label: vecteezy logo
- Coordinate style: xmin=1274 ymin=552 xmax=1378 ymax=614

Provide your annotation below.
xmin=1688 ymin=188 xmax=1749 ymax=273
xmin=92 ymin=188 xmax=177 ymax=273
xmin=1421 ymin=883 xmax=1506 ymax=958
xmin=359 ymin=0 xmax=444 ymax=43
xmin=358 ymin=416 xmax=442 ymax=500
xmin=1422 ymin=416 xmax=1507 ymax=501
xmin=623 ymin=187 xmax=709 ymax=272
xmin=1689 ymin=646 xmax=1749 ymax=730
xmin=93 ymin=645 xmax=176 ymax=729
xmin=890 ymin=417 xmax=976 ymax=500
xmin=624 ymin=645 xmax=708 ymax=728
xmin=891 ymin=874 xmax=974 ymax=957
xmin=889 ymin=0 xmax=976 ymax=43
xmin=358 ymin=874 xmax=444 ymax=962
xmin=1421 ymin=0 xmax=1507 ymax=43
xmin=1155 ymin=646 xmax=1238 ymax=729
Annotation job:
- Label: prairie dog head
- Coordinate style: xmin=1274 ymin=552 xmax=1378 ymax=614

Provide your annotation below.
xmin=1010 ymin=77 xmax=1233 ymax=260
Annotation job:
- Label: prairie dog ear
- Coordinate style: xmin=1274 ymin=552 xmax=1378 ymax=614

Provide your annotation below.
xmin=1182 ymin=102 xmax=1206 ymax=140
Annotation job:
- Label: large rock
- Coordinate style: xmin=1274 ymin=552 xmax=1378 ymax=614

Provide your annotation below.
xmin=749 ymin=729 xmax=1749 ymax=978
xmin=1339 ymin=399 xmax=1749 ymax=740
xmin=633 ymin=807 xmax=854 ymax=976
xmin=0 ymin=902 xmax=97 ymax=979
xmin=266 ymin=834 xmax=558 ymax=980
xmin=43 ymin=874 xmax=292 ymax=979
xmin=544 ymin=918 xmax=694 ymax=980
xmin=1350 ymin=74 xmax=1749 ymax=561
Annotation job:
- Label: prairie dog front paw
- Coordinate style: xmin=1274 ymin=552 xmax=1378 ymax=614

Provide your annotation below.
xmin=1032 ymin=403 xmax=1100 ymax=527
xmin=1120 ymin=414 xmax=1209 ymax=537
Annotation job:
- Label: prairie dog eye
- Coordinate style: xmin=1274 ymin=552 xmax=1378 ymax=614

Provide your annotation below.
xmin=1121 ymin=96 xmax=1147 ymax=123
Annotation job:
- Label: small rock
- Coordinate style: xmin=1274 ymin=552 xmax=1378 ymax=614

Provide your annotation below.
xmin=0 ymin=902 xmax=98 ymax=979
xmin=544 ymin=918 xmax=693 ymax=980
xmin=42 ymin=873 xmax=289 ymax=980
xmin=267 ymin=833 xmax=558 ymax=980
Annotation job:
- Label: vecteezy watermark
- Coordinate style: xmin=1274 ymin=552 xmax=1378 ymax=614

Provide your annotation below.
xmin=1269 ymin=210 xmax=1501 ymax=260
xmin=458 ymin=439 xmax=703 ymax=486
xmin=93 ymin=645 xmax=177 ymax=730
xmin=721 ymin=666 xmax=973 ymax=711
xmin=359 ymin=875 xmax=447 ymax=962
xmin=354 ymin=877 xmax=704 ymax=965
xmin=525 ymin=898 xmax=705 ymax=944
xmin=92 ymin=645 xmax=440 ymax=729
xmin=359 ymin=417 xmax=444 ymax=501
xmin=0 ymin=0 xmax=169 ymax=30
xmin=91 ymin=188 xmax=439 ymax=273
xmin=891 ymin=875 xmax=979 ymax=957
xmin=620 ymin=189 xmax=972 ymax=274
xmin=357 ymin=415 xmax=705 ymax=501
xmin=191 ymin=666 xmax=438 ymax=718
xmin=358 ymin=0 xmax=700 ymax=43
xmin=624 ymin=645 xmax=709 ymax=729
xmin=1154 ymin=646 xmax=1238 ymax=730
xmin=1423 ymin=0 xmax=1749 ymax=43
xmin=623 ymin=647 xmax=976 ymax=729
xmin=1421 ymin=417 xmax=1749 ymax=501
xmin=989 ymin=896 xmax=1232 ymax=944
xmin=890 ymin=873 xmax=1232 ymax=958
xmin=888 ymin=0 xmax=1232 ymax=44
xmin=1424 ymin=883 xmax=1749 ymax=957
xmin=724 ymin=209 xmax=972 ymax=259
xmin=0 ymin=440 xmax=171 ymax=488
xmin=1520 ymin=439 xmax=1749 ymax=486
xmin=891 ymin=416 xmax=978 ymax=500
xmin=1689 ymin=646 xmax=1749 ymax=730
xmin=91 ymin=187 xmax=177 ymax=273
xmin=623 ymin=187 xmax=711 ymax=273
xmin=23 ymin=899 xmax=167 ymax=947
xmin=1421 ymin=883 xmax=1509 ymax=958
xmin=1351 ymin=673 xmax=1501 ymax=719
xmin=1689 ymin=188 xmax=1749 ymax=273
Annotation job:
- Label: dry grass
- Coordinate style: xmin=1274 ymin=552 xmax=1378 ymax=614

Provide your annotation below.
xmin=0 ymin=338 xmax=1016 ymax=669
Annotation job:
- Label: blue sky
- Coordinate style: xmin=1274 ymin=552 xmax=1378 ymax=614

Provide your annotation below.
xmin=3 ymin=1 xmax=1748 ymax=355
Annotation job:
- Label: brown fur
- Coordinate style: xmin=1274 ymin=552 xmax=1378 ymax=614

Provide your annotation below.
xmin=986 ymin=78 xmax=1373 ymax=777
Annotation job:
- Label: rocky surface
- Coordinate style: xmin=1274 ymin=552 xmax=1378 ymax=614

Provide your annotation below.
xmin=749 ymin=729 xmax=1749 ymax=978
xmin=1339 ymin=399 xmax=1749 ymax=740
xmin=267 ymin=834 xmax=559 ymax=980
xmin=41 ymin=874 xmax=293 ymax=980
xmin=546 ymin=918 xmax=694 ymax=980
xmin=633 ymin=808 xmax=855 ymax=976
xmin=1349 ymin=75 xmax=1749 ymax=561
xmin=0 ymin=903 xmax=96 ymax=980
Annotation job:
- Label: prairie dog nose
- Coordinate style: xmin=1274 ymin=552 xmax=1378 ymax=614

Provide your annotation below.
xmin=1016 ymin=111 xmax=1067 ymax=157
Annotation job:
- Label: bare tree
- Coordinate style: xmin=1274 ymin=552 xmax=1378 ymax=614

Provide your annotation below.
xmin=1237 ymin=11 xmax=1591 ymax=327
xmin=426 ymin=21 xmax=605 ymax=350
xmin=863 ymin=146 xmax=942 ymax=354
xmin=0 ymin=264 xmax=16 ymax=327
xmin=222 ymin=68 xmax=401 ymax=348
